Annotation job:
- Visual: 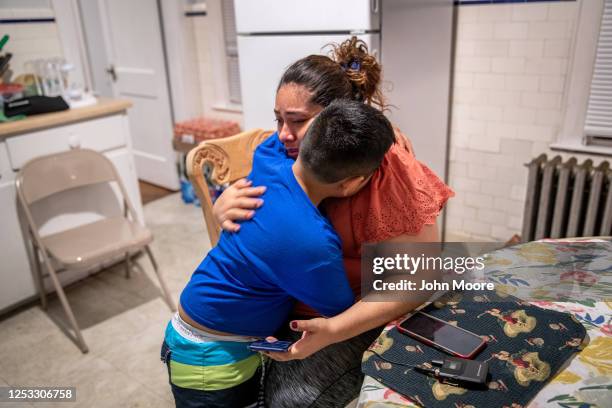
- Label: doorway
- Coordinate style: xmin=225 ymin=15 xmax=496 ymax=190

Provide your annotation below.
xmin=77 ymin=0 xmax=179 ymax=190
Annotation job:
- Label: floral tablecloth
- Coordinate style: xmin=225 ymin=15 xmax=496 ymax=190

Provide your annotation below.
xmin=357 ymin=240 xmax=612 ymax=408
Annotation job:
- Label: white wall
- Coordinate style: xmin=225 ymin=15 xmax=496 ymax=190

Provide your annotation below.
xmin=382 ymin=0 xmax=454 ymax=185
xmin=446 ymin=0 xmax=607 ymax=242
xmin=160 ymin=1 xmax=203 ymax=122
xmin=0 ymin=0 xmax=52 ymax=8
xmin=188 ymin=5 xmax=243 ymax=123
xmin=0 ymin=6 xmax=64 ymax=78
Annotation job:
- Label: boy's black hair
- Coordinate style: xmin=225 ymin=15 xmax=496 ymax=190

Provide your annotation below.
xmin=300 ymin=100 xmax=395 ymax=183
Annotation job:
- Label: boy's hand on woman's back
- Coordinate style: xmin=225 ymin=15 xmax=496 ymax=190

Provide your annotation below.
xmin=212 ymin=178 xmax=266 ymax=232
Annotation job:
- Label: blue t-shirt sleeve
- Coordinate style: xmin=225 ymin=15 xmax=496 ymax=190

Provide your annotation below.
xmin=252 ymin=132 xmax=286 ymax=162
xmin=248 ymin=132 xmax=289 ymax=182
xmin=273 ymin=258 xmax=355 ymax=317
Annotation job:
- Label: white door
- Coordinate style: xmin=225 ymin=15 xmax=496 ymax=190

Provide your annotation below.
xmin=237 ymin=34 xmax=380 ymax=130
xmin=88 ymin=0 xmax=179 ymax=190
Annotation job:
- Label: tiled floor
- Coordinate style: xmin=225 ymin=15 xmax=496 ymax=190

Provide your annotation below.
xmin=0 ymin=194 xmax=208 ymax=407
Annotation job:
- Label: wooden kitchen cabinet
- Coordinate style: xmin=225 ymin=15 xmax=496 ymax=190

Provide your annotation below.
xmin=0 ymin=99 xmax=145 ymax=312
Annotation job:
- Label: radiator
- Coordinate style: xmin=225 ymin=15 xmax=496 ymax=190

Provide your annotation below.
xmin=522 ymin=154 xmax=612 ymax=241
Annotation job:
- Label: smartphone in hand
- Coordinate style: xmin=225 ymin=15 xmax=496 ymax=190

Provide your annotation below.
xmin=248 ymin=340 xmax=293 ymax=353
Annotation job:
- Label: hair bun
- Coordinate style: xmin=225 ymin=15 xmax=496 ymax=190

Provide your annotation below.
xmin=331 ymin=36 xmax=384 ymax=109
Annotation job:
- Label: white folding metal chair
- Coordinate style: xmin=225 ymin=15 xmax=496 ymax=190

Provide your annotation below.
xmin=16 ymin=149 xmax=176 ymax=353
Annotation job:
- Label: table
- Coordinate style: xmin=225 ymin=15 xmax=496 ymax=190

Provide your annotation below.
xmin=357 ymin=239 xmax=612 ymax=408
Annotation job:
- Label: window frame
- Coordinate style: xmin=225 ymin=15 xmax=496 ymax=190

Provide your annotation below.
xmin=205 ymin=0 xmax=242 ymax=113
xmin=553 ymin=0 xmax=611 ymax=156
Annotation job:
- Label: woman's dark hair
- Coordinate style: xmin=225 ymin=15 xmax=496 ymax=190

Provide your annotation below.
xmin=278 ymin=37 xmax=385 ymax=110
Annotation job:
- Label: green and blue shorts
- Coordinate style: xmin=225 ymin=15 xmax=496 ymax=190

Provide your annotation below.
xmin=161 ymin=312 xmax=263 ymax=407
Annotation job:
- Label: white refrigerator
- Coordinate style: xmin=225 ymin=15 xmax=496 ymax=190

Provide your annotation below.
xmin=234 ymin=0 xmax=381 ymax=130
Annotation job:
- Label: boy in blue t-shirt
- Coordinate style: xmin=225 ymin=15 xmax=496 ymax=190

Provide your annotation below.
xmin=161 ymin=100 xmax=396 ymax=407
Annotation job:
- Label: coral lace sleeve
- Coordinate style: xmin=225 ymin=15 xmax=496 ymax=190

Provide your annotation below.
xmin=324 ymin=129 xmax=455 ymax=256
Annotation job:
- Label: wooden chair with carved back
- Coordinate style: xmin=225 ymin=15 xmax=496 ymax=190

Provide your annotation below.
xmin=186 ymin=129 xmax=274 ymax=246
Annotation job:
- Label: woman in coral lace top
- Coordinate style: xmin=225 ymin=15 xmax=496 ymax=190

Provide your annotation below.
xmin=212 ymin=37 xmax=454 ymax=407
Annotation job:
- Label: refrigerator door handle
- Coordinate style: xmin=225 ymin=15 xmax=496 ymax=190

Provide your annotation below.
xmin=371 ymin=0 xmax=380 ymax=14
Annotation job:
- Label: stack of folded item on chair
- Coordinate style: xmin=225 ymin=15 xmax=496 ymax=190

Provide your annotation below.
xmin=174 ymin=117 xmax=241 ymax=144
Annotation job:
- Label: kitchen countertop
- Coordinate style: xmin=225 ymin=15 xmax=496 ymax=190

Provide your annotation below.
xmin=0 ymin=98 xmax=132 ymax=139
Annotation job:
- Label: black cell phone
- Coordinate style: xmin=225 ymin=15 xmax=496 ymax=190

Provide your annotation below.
xmin=396 ymin=312 xmax=486 ymax=358
xmin=415 ymin=357 xmax=489 ymax=388
xmin=248 ymin=340 xmax=293 ymax=352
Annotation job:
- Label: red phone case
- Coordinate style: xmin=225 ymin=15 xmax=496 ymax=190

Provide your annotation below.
xmin=395 ymin=313 xmax=486 ymax=359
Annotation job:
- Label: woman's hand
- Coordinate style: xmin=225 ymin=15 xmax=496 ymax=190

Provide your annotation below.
xmin=212 ymin=179 xmax=266 ymax=232
xmin=263 ymin=318 xmax=340 ymax=361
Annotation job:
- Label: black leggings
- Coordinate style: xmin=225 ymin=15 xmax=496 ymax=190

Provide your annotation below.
xmin=264 ymin=325 xmax=382 ymax=408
